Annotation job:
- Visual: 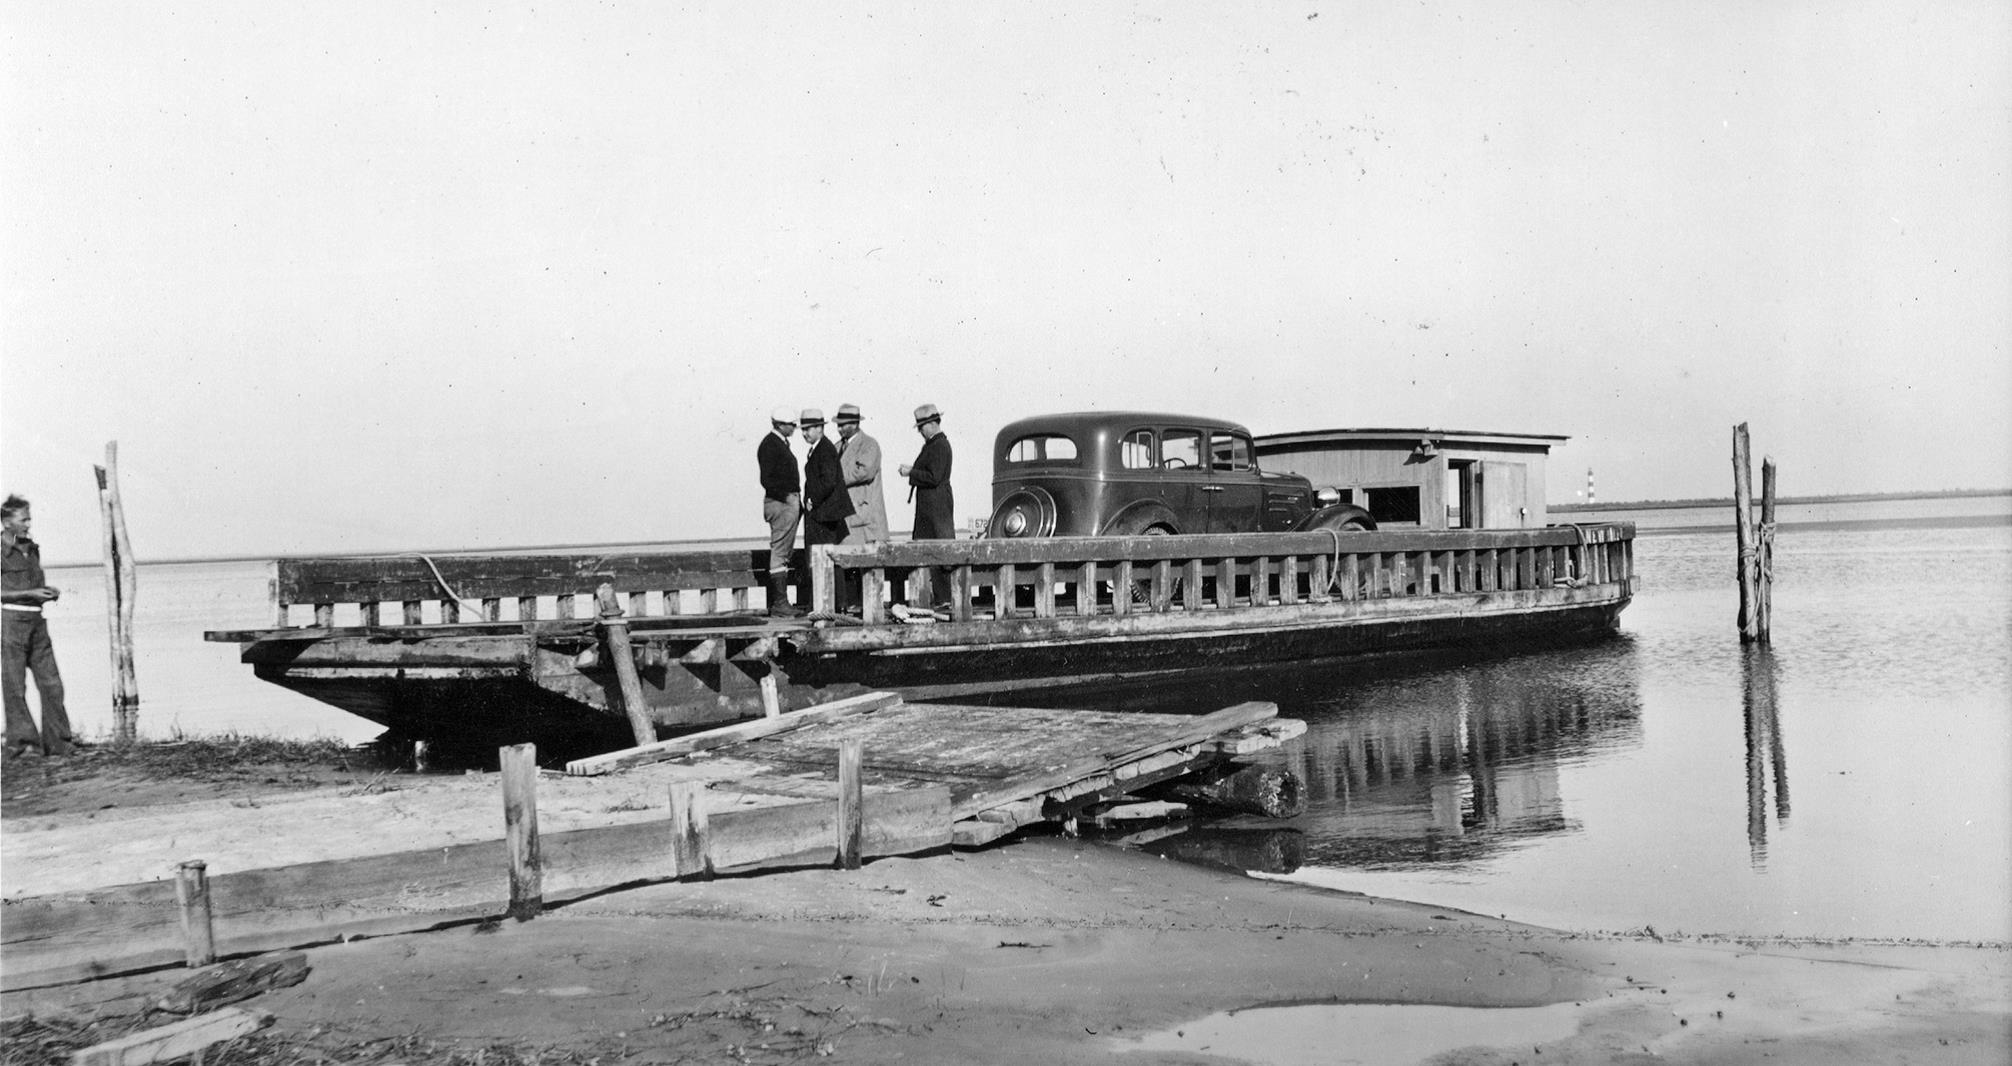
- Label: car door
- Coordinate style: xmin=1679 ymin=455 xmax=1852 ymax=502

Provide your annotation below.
xmin=1203 ymin=430 xmax=1264 ymax=531
xmin=1157 ymin=427 xmax=1209 ymax=532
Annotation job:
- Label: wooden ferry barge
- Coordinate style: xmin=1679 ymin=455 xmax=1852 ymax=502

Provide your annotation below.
xmin=204 ymin=525 xmax=1636 ymax=754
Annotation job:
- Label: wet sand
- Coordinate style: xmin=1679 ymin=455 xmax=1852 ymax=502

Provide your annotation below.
xmin=3 ymin=765 xmax=2006 ymax=1064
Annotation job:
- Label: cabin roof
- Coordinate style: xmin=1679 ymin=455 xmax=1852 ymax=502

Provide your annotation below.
xmin=1254 ymin=427 xmax=1569 ymax=450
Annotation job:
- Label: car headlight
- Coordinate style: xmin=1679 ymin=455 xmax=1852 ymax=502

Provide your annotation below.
xmin=1314 ymin=488 xmax=1341 ymax=506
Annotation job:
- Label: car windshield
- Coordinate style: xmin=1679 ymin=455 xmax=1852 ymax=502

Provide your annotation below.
xmin=1004 ymin=434 xmax=1080 ymax=464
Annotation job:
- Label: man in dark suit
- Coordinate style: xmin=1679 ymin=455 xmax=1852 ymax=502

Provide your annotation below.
xmin=898 ymin=403 xmax=954 ymax=611
xmin=757 ymin=407 xmax=803 ymax=617
xmin=799 ymin=408 xmax=856 ymax=610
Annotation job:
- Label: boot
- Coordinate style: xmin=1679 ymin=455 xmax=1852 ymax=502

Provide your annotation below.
xmin=767 ymin=574 xmax=803 ymax=617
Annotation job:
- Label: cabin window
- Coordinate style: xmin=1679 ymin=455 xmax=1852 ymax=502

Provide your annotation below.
xmin=1161 ymin=429 xmax=1203 ymax=470
xmin=1210 ymin=433 xmax=1254 ymax=472
xmin=1005 ymin=434 xmax=1079 ymax=464
xmin=1365 ymin=486 xmax=1422 ymax=525
xmin=1120 ymin=430 xmax=1156 ymax=469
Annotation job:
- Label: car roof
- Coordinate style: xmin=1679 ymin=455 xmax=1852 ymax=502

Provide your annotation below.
xmin=995 ymin=411 xmax=1253 ymax=442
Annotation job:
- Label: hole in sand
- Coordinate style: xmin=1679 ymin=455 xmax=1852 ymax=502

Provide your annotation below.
xmin=1120 ymin=1001 xmax=1584 ymax=1064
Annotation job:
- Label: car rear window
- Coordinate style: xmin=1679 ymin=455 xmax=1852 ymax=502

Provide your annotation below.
xmin=1004 ymin=434 xmax=1080 ymax=463
xmin=1210 ymin=434 xmax=1254 ymax=472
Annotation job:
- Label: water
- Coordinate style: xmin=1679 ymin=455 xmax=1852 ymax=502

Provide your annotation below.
xmin=27 ymin=523 xmax=2012 ymax=942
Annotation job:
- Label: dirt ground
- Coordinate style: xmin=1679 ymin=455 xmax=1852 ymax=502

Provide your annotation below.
xmin=3 ymin=752 xmax=2007 ymax=1065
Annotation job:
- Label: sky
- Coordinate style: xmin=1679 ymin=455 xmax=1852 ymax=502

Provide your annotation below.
xmin=4 ymin=2 xmax=2008 ymax=561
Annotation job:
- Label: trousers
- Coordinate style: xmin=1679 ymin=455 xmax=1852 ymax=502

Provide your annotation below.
xmin=4 ymin=611 xmax=72 ymax=755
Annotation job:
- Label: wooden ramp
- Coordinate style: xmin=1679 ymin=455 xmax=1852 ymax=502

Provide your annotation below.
xmin=567 ymin=693 xmax=1305 ymax=849
xmin=3 ymin=695 xmax=1301 ymax=992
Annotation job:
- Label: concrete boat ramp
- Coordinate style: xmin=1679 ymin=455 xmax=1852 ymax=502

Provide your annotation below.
xmin=1 ymin=694 xmax=1302 ymax=992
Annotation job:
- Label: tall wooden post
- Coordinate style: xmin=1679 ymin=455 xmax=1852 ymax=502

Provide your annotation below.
xmin=500 ymin=744 xmax=542 ymax=920
xmin=95 ymin=443 xmax=139 ymax=743
xmin=1731 ymin=424 xmax=1759 ymax=642
xmin=1757 ymin=457 xmax=1777 ymax=643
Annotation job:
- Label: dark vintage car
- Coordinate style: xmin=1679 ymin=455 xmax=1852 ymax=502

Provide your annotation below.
xmin=984 ymin=411 xmax=1375 ymax=538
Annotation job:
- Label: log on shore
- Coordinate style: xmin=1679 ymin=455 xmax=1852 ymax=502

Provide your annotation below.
xmin=1144 ymin=763 xmax=1305 ymax=819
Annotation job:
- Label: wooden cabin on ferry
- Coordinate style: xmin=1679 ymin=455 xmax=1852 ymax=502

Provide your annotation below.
xmin=1253 ymin=428 xmax=1567 ymax=531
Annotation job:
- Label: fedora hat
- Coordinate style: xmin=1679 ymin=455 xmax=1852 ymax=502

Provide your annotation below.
xmin=769 ymin=406 xmax=797 ymax=426
xmin=799 ymin=407 xmax=826 ymax=427
xmin=836 ymin=403 xmax=863 ymax=424
xmin=912 ymin=403 xmax=941 ymax=426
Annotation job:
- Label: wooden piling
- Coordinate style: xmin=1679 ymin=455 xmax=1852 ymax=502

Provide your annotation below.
xmin=836 ymin=739 xmax=864 ymax=870
xmin=668 ymin=781 xmax=711 ymax=878
xmin=1732 ymin=424 xmax=1759 ymax=642
xmin=173 ymin=861 xmax=214 ymax=967
xmin=1757 ymin=457 xmax=1777 ymax=643
xmin=500 ymin=744 xmax=542 ymax=920
xmin=594 ymin=583 xmax=657 ymax=746
xmin=94 ymin=443 xmax=139 ymax=744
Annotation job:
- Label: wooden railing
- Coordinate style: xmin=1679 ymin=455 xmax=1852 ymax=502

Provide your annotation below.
xmin=254 ymin=525 xmax=1633 ymax=633
xmin=812 ymin=525 xmax=1634 ymax=625
xmin=267 ymin=548 xmax=793 ymax=629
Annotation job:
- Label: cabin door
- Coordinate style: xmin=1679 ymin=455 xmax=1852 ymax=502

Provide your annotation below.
xmin=1480 ymin=462 xmax=1530 ymax=528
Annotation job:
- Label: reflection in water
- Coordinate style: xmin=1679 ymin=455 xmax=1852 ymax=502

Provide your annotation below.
xmin=1742 ymin=646 xmax=1791 ymax=867
xmin=1283 ymin=644 xmax=1644 ymax=869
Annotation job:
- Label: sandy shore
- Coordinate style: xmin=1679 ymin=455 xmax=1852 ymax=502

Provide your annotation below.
xmin=3 ymin=764 xmax=2006 ymax=1064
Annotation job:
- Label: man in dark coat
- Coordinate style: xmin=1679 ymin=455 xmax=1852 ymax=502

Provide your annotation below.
xmin=800 ymin=406 xmax=856 ymax=549
xmin=898 ymin=404 xmax=955 ymax=610
xmin=757 ymin=407 xmax=803 ymax=617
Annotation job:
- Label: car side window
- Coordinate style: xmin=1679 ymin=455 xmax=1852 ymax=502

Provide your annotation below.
xmin=1119 ymin=429 xmax=1156 ymax=470
xmin=1210 ymin=433 xmax=1254 ymax=473
xmin=1161 ymin=429 xmax=1202 ymax=471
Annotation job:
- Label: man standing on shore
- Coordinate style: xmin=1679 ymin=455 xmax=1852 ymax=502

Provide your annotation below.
xmin=898 ymin=404 xmax=954 ymax=611
xmin=3 ymin=494 xmax=75 ymax=758
xmin=757 ymin=408 xmax=803 ymax=618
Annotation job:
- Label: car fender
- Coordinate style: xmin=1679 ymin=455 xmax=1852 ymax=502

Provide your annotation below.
xmin=1100 ymin=501 xmax=1182 ymax=536
xmin=1295 ymin=503 xmax=1377 ymax=532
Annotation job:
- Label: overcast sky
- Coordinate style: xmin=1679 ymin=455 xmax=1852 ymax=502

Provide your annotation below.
xmin=5 ymin=2 xmax=2007 ymax=561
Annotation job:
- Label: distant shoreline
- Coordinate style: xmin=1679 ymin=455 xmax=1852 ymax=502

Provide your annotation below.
xmin=39 ymin=488 xmax=2011 ymax=568
xmin=1550 ymin=486 xmax=2010 ymax=513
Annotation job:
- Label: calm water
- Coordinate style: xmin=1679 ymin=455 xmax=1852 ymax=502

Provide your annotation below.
xmin=32 ymin=522 xmax=2012 ymax=942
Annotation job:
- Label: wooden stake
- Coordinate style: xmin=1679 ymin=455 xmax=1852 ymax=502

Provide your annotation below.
xmin=594 ymin=583 xmax=657 ymax=746
xmin=95 ymin=443 xmax=139 ymax=744
xmin=174 ymin=861 xmax=214 ymax=967
xmin=836 ymin=739 xmax=864 ymax=870
xmin=1732 ymin=424 xmax=1759 ymax=642
xmin=759 ymin=671 xmax=781 ymax=718
xmin=668 ymin=781 xmax=711 ymax=878
xmin=1758 ymin=457 xmax=1777 ymax=644
xmin=72 ymin=1007 xmax=272 ymax=1066
xmin=500 ymin=744 xmax=542 ymax=920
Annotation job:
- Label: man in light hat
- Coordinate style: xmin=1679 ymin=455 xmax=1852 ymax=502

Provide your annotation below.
xmin=756 ymin=407 xmax=803 ymax=617
xmin=799 ymin=408 xmax=855 ymax=572
xmin=834 ymin=404 xmax=886 ymax=615
xmin=898 ymin=403 xmax=954 ymax=611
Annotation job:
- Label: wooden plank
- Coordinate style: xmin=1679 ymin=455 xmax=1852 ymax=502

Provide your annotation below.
xmin=174 ymin=862 xmax=214 ymax=967
xmin=72 ymin=1008 xmax=272 ymax=1066
xmin=996 ymin=563 xmax=1016 ymax=618
xmin=705 ymin=787 xmax=951 ymax=872
xmin=668 ymin=781 xmax=709 ymax=879
xmin=1076 ymin=560 xmax=1097 ymax=616
xmin=274 ymin=549 xmax=779 ymax=605
xmin=1182 ymin=559 xmax=1203 ymax=611
xmin=1114 ymin=559 xmax=1133 ymax=616
xmin=862 ymin=569 xmax=886 ymax=624
xmin=565 ymin=692 xmax=902 ymax=775
xmin=678 ymin=637 xmax=725 ymax=664
xmin=1280 ymin=555 xmax=1299 ymax=605
xmin=1151 ymin=559 xmax=1172 ymax=611
xmin=155 ymin=953 xmax=309 ymax=1015
xmin=948 ymin=701 xmax=1276 ymax=820
xmin=1309 ymin=553 xmax=1330 ymax=603
xmin=1034 ymin=562 xmax=1056 ymax=618
xmin=1214 ymin=558 xmax=1235 ymax=609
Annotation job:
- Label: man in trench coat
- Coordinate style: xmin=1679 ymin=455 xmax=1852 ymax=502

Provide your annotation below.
xmin=835 ymin=404 xmax=887 ymax=614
